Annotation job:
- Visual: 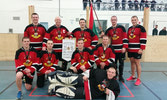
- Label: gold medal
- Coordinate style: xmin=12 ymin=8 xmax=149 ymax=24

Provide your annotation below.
xmin=58 ymin=35 xmax=61 ymax=38
xmin=34 ymin=32 xmax=38 ymax=36
xmin=81 ymin=59 xmax=84 ymax=64
xmin=26 ymin=59 xmax=30 ymax=64
xmin=47 ymin=61 xmax=51 ymax=65
xmin=101 ymin=53 xmax=105 ymax=59
xmin=113 ymin=34 xmax=117 ymax=38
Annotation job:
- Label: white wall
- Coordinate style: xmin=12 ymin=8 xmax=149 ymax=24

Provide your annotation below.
xmin=0 ymin=0 xmax=167 ymax=35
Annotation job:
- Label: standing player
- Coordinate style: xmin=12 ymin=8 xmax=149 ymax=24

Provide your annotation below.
xmin=24 ymin=13 xmax=46 ymax=52
xmin=71 ymin=18 xmax=98 ymax=50
xmin=43 ymin=17 xmax=71 ymax=71
xmin=15 ymin=37 xmax=39 ymax=99
xmin=126 ymin=16 xmax=147 ymax=86
xmin=103 ymin=16 xmax=128 ymax=82
xmin=93 ymin=35 xmax=115 ymax=70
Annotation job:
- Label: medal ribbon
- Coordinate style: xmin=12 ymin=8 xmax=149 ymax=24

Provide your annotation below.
xmin=47 ymin=50 xmax=53 ymax=61
xmin=57 ymin=28 xmax=61 ymax=35
xmin=23 ymin=48 xmax=30 ymax=60
xmin=33 ymin=24 xmax=38 ymax=33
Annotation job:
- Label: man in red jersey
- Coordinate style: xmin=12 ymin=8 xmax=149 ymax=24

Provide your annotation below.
xmin=102 ymin=16 xmax=128 ymax=82
xmin=126 ymin=16 xmax=147 ymax=86
xmin=15 ymin=37 xmax=39 ymax=100
xmin=37 ymin=39 xmax=61 ymax=88
xmin=93 ymin=35 xmax=115 ymax=70
xmin=71 ymin=18 xmax=98 ymax=50
xmin=24 ymin=13 xmax=46 ymax=52
xmin=43 ymin=17 xmax=71 ymax=71
xmin=69 ymin=38 xmax=95 ymax=74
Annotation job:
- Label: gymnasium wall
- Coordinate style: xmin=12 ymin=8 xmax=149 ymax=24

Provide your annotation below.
xmin=0 ymin=34 xmax=166 ymax=62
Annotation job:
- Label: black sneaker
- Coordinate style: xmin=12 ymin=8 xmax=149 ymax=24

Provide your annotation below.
xmin=119 ymin=76 xmax=125 ymax=83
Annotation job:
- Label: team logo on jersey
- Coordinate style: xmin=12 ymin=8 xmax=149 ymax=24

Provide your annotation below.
xmin=55 ymin=36 xmax=63 ymax=40
xmin=129 ymin=34 xmax=136 ymax=39
xmin=44 ymin=62 xmax=53 ymax=67
xmin=79 ymin=59 xmax=87 ymax=65
xmin=112 ymin=35 xmax=119 ymax=40
xmin=32 ymin=33 xmax=41 ymax=39
xmin=23 ymin=60 xmax=32 ymax=66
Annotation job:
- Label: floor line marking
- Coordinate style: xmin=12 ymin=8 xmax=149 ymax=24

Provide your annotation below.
xmin=0 ymin=81 xmax=15 ymax=95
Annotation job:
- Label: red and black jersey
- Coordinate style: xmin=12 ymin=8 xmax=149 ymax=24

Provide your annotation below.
xmin=127 ymin=24 xmax=147 ymax=52
xmin=24 ymin=24 xmax=46 ymax=51
xmin=105 ymin=25 xmax=128 ymax=53
xmin=71 ymin=28 xmax=98 ymax=49
xmin=15 ymin=47 xmax=39 ymax=79
xmin=38 ymin=50 xmax=60 ymax=74
xmin=43 ymin=25 xmax=70 ymax=52
xmin=93 ymin=44 xmax=115 ymax=66
xmin=71 ymin=48 xmax=95 ymax=71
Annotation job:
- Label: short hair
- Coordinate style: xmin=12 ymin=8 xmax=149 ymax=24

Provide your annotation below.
xmin=22 ymin=37 xmax=30 ymax=41
xmin=102 ymin=35 xmax=109 ymax=39
xmin=111 ymin=15 xmax=117 ymax=20
xmin=106 ymin=63 xmax=116 ymax=70
xmin=77 ymin=38 xmax=84 ymax=42
xmin=31 ymin=13 xmax=38 ymax=17
xmin=131 ymin=15 xmax=138 ymax=20
xmin=79 ymin=18 xmax=86 ymax=23
xmin=47 ymin=39 xmax=53 ymax=43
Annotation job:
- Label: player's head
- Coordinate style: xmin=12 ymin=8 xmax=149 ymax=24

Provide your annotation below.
xmin=107 ymin=67 xmax=116 ymax=80
xmin=31 ymin=13 xmax=39 ymax=24
xmin=79 ymin=18 xmax=86 ymax=29
xmin=22 ymin=37 xmax=30 ymax=48
xmin=55 ymin=16 xmax=61 ymax=27
xmin=111 ymin=16 xmax=117 ymax=26
xmin=102 ymin=35 xmax=110 ymax=45
xmin=46 ymin=39 xmax=53 ymax=50
xmin=131 ymin=15 xmax=138 ymax=26
xmin=77 ymin=38 xmax=84 ymax=49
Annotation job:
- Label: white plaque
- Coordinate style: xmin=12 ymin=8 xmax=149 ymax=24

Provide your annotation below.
xmin=62 ymin=38 xmax=76 ymax=61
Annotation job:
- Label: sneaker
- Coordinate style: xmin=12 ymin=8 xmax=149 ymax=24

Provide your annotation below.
xmin=135 ymin=78 xmax=141 ymax=86
xmin=126 ymin=76 xmax=136 ymax=81
xmin=119 ymin=76 xmax=125 ymax=82
xmin=16 ymin=91 xmax=22 ymax=100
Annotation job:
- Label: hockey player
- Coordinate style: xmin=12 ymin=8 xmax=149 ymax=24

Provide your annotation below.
xmin=69 ymin=38 xmax=95 ymax=74
xmin=102 ymin=16 xmax=128 ymax=82
xmin=93 ymin=35 xmax=115 ymax=70
xmin=24 ymin=13 xmax=46 ymax=52
xmin=43 ymin=17 xmax=71 ymax=71
xmin=126 ymin=16 xmax=147 ymax=86
xmin=15 ymin=37 xmax=39 ymax=100
xmin=71 ymin=18 xmax=98 ymax=50
xmin=37 ymin=39 xmax=61 ymax=88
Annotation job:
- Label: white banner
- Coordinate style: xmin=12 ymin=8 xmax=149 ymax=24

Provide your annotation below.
xmin=62 ymin=38 xmax=76 ymax=61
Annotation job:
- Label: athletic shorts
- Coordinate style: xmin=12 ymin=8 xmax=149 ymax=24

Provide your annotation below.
xmin=16 ymin=71 xmax=35 ymax=85
xmin=128 ymin=52 xmax=142 ymax=59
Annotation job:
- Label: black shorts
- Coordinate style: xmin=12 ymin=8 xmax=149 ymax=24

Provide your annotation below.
xmin=128 ymin=52 xmax=142 ymax=59
xmin=16 ymin=71 xmax=35 ymax=85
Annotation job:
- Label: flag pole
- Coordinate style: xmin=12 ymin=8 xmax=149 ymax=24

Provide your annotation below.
xmin=89 ymin=0 xmax=103 ymax=32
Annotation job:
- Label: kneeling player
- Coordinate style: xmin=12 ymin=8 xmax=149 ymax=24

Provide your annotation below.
xmin=69 ymin=38 xmax=95 ymax=74
xmin=15 ymin=37 xmax=39 ymax=100
xmin=37 ymin=39 xmax=61 ymax=88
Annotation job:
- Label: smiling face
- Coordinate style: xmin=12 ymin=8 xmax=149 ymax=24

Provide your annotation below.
xmin=77 ymin=39 xmax=84 ymax=49
xmin=55 ymin=17 xmax=61 ymax=27
xmin=22 ymin=38 xmax=30 ymax=49
xmin=107 ymin=67 xmax=116 ymax=80
xmin=111 ymin=16 xmax=117 ymax=27
xmin=31 ymin=14 xmax=39 ymax=25
xmin=131 ymin=16 xmax=138 ymax=26
xmin=102 ymin=36 xmax=109 ymax=46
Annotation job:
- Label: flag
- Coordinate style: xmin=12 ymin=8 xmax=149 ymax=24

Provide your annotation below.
xmin=89 ymin=4 xmax=98 ymax=36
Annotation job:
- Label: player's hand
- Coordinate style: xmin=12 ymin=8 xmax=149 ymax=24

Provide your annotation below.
xmin=24 ymin=68 xmax=31 ymax=74
xmin=101 ymin=32 xmax=105 ymax=37
xmin=88 ymin=47 xmax=92 ymax=50
xmin=105 ymin=88 xmax=110 ymax=95
xmin=83 ymin=76 xmax=88 ymax=81
xmin=67 ymin=32 xmax=71 ymax=36
xmin=80 ymin=65 xmax=86 ymax=72
xmin=100 ymin=62 xmax=106 ymax=69
xmin=138 ymin=49 xmax=143 ymax=54
xmin=45 ymin=70 xmax=52 ymax=74
xmin=42 ymin=47 xmax=46 ymax=51
xmin=122 ymin=48 xmax=126 ymax=53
